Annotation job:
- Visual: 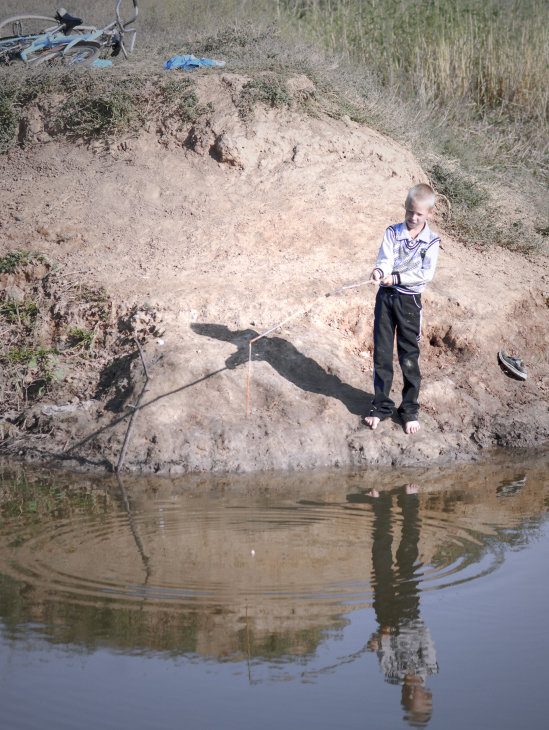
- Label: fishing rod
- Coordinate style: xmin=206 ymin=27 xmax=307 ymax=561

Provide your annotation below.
xmin=245 ymin=277 xmax=378 ymax=416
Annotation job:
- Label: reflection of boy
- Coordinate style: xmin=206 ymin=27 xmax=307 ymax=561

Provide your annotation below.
xmin=366 ymin=485 xmax=438 ymax=726
xmin=365 ymin=184 xmax=440 ymax=434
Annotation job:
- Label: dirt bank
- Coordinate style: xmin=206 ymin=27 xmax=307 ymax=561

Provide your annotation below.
xmin=1 ymin=73 xmax=548 ymax=473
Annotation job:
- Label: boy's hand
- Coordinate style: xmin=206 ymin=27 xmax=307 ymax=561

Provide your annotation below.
xmin=372 ymin=270 xmax=393 ymax=286
xmin=371 ymin=269 xmax=393 ymax=286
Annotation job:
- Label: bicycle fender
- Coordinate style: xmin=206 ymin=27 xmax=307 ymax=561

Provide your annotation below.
xmin=63 ymin=33 xmax=101 ymax=54
xmin=64 ymin=32 xmax=101 ymax=53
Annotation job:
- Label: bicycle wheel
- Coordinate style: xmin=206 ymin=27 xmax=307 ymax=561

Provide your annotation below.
xmin=0 ymin=15 xmax=59 ymax=37
xmin=29 ymin=41 xmax=101 ymax=66
xmin=0 ymin=37 xmax=27 ymax=64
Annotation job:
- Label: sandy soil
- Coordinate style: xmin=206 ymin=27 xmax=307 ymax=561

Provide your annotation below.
xmin=1 ymin=72 xmax=548 ymax=473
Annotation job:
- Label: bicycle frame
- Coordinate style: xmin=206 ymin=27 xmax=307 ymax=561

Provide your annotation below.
xmin=19 ymin=29 xmax=103 ymax=62
xmin=0 ymin=0 xmax=138 ymax=63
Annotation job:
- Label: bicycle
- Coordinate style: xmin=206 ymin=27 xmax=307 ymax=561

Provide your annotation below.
xmin=0 ymin=0 xmax=138 ymax=67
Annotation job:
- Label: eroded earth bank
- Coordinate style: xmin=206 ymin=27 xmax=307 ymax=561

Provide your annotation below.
xmin=1 ymin=73 xmax=548 ymax=473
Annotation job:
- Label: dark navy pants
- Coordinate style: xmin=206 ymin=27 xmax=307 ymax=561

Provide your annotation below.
xmin=370 ymin=287 xmax=422 ymax=422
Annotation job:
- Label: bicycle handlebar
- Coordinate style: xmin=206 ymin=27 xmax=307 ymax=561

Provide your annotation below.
xmin=116 ymin=0 xmax=138 ymax=29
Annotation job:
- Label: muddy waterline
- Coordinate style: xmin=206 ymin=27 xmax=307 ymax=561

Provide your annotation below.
xmin=1 ymin=450 xmax=548 ymax=729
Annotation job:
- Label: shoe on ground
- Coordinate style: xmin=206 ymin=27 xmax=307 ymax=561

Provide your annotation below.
xmin=498 ymin=350 xmax=527 ymax=380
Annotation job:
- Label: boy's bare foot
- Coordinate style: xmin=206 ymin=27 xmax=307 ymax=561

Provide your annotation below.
xmin=364 ymin=416 xmax=380 ymax=430
xmin=405 ymin=420 xmax=420 ymax=435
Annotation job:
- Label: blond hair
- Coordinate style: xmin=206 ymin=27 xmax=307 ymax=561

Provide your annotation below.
xmin=406 ymin=183 xmax=435 ymax=210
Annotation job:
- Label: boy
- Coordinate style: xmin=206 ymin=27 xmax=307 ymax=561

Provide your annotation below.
xmin=365 ymin=183 xmax=439 ymax=434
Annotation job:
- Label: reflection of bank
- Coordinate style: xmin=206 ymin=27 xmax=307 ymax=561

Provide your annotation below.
xmin=351 ymin=485 xmax=438 ymax=726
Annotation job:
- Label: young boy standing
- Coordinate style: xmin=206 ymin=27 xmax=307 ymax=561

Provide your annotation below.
xmin=365 ymin=183 xmax=439 ymax=434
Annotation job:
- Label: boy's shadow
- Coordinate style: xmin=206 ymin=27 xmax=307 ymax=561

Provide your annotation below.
xmin=191 ymin=323 xmax=371 ymax=416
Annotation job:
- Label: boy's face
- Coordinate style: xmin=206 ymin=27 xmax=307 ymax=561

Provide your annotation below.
xmin=404 ymin=200 xmax=432 ymax=233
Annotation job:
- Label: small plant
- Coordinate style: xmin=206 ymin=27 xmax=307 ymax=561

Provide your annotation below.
xmin=159 ymin=77 xmax=194 ymax=103
xmin=67 ymin=326 xmax=96 ymax=352
xmin=0 ymin=299 xmax=40 ymax=329
xmin=0 ymin=85 xmax=19 ymax=153
xmin=2 ymin=345 xmax=53 ymax=365
xmin=0 ymin=345 xmax=63 ymax=398
xmin=0 ymin=250 xmax=45 ymax=274
xmin=179 ymin=93 xmax=214 ymax=123
xmin=76 ymin=286 xmax=110 ymax=320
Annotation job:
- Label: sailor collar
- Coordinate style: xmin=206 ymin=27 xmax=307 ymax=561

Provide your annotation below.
xmin=395 ymin=221 xmax=433 ymax=245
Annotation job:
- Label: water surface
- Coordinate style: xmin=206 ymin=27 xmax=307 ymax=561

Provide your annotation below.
xmin=1 ymin=452 xmax=548 ymax=729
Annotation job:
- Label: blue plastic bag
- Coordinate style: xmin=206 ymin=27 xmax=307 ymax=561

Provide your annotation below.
xmin=164 ymin=54 xmax=226 ymax=70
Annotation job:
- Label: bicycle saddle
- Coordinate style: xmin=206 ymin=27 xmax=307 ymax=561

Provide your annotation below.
xmin=55 ymin=8 xmax=83 ymax=34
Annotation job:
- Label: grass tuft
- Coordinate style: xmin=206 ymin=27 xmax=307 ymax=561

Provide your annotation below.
xmin=66 ymin=326 xmax=96 ymax=352
xmin=238 ymin=75 xmax=293 ymax=119
xmin=160 ymin=78 xmax=214 ymax=123
xmin=0 ymin=300 xmax=40 ymax=329
xmin=0 ymin=250 xmax=46 ymax=273
xmin=429 ymin=164 xmax=489 ymax=211
xmin=60 ymin=82 xmax=144 ymax=138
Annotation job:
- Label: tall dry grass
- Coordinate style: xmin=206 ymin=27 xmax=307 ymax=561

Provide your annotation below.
xmin=281 ymin=1 xmax=547 ymax=115
xmin=280 ymin=0 xmax=548 ymax=174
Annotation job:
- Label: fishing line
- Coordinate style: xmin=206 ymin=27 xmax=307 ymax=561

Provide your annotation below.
xmin=245 ymin=278 xmax=377 ymax=415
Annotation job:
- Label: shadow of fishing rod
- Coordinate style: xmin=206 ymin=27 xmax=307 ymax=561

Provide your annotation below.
xmin=64 ymin=366 xmax=228 ymax=460
xmin=245 ymin=278 xmax=377 ymax=415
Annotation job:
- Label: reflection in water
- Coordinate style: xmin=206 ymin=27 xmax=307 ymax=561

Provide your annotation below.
xmin=353 ymin=486 xmax=437 ymax=726
xmin=0 ymin=455 xmax=548 ymax=729
xmin=496 ymin=475 xmax=526 ymax=499
xmin=117 ymin=473 xmax=151 ymax=583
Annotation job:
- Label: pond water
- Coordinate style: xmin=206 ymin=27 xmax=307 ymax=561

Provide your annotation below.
xmin=0 ymin=451 xmax=548 ymax=730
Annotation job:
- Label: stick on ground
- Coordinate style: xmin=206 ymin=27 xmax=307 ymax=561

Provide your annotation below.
xmin=116 ymin=336 xmax=151 ymax=472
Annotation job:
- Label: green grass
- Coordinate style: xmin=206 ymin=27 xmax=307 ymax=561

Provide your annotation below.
xmin=1 ymin=345 xmax=56 ymax=366
xmin=0 ymin=84 xmax=19 ymax=152
xmin=238 ymin=75 xmax=294 ymax=119
xmin=0 ymin=345 xmax=63 ymax=399
xmin=0 ymin=253 xmax=116 ymax=407
xmin=66 ymin=326 xmax=96 ymax=352
xmin=0 ymin=250 xmax=46 ymax=273
xmin=0 ymin=300 xmax=40 ymax=329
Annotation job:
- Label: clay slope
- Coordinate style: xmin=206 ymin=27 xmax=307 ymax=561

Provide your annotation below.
xmin=1 ymin=73 xmax=548 ymax=473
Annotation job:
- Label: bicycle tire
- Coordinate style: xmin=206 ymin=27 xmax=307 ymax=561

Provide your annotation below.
xmin=28 ymin=40 xmax=101 ymax=67
xmin=0 ymin=15 xmax=59 ymax=37
xmin=0 ymin=38 xmax=27 ymax=64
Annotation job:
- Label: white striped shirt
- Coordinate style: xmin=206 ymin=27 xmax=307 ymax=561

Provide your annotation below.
xmin=375 ymin=221 xmax=440 ymax=294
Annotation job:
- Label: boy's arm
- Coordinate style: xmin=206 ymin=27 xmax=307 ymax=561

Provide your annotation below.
xmin=371 ymin=227 xmax=395 ymax=281
xmin=395 ymin=241 xmax=439 ymax=289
